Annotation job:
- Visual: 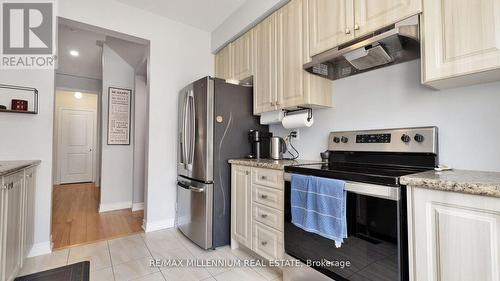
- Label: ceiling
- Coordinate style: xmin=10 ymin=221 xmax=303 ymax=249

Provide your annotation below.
xmin=57 ymin=24 xmax=148 ymax=79
xmin=57 ymin=24 xmax=105 ymax=80
xmin=114 ymin=0 xmax=247 ymax=32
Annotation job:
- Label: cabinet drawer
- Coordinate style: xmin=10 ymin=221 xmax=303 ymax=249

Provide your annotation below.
xmin=252 ymin=168 xmax=283 ymax=190
xmin=253 ymin=203 xmax=283 ymax=231
xmin=253 ymin=221 xmax=283 ymax=260
xmin=253 ymin=184 xmax=283 ymax=210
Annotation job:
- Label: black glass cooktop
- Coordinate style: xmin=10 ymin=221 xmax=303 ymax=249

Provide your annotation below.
xmin=285 ymin=162 xmax=429 ymax=187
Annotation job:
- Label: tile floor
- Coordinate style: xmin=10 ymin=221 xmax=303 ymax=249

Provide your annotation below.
xmin=18 ymin=228 xmax=283 ymax=281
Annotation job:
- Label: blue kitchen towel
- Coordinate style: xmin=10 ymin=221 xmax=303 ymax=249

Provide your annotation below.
xmin=291 ymin=174 xmax=347 ymax=247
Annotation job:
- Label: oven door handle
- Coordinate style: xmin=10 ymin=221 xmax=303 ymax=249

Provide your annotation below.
xmin=284 ymin=173 xmax=400 ymax=201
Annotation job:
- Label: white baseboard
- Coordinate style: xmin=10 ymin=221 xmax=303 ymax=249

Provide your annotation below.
xmin=99 ymin=201 xmax=132 ymax=213
xmin=143 ymin=218 xmax=175 ymax=232
xmin=132 ymin=202 xmax=144 ymax=211
xmin=28 ymin=241 xmax=51 ymax=257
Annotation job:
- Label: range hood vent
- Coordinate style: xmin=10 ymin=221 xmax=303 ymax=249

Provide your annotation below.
xmin=304 ymin=15 xmax=420 ymax=81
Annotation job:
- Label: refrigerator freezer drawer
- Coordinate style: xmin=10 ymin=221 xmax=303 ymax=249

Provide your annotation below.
xmin=177 ymin=177 xmax=213 ymax=249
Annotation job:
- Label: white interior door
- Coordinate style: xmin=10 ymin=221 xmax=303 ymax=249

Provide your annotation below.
xmin=60 ymin=109 xmax=95 ymax=184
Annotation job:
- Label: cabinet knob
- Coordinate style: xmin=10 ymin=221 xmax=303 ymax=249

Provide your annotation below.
xmin=245 ymin=171 xmax=250 ymax=175
xmin=354 ymin=24 xmax=360 ymax=30
xmin=261 ymin=241 xmax=268 ymax=246
xmin=276 ymin=101 xmax=281 ymax=106
xmin=270 ymin=102 xmax=275 ymax=106
xmin=260 ymin=176 xmax=267 ymax=180
xmin=261 ymin=214 xmax=268 ymax=218
xmin=260 ymin=194 xmax=268 ymax=199
xmin=345 ymin=28 xmax=351 ymax=34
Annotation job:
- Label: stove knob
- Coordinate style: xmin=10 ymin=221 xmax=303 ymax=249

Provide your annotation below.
xmin=333 ymin=137 xmax=340 ymax=143
xmin=414 ymin=134 xmax=424 ymax=143
xmin=401 ymin=134 xmax=411 ymax=143
xmin=341 ymin=137 xmax=349 ymax=143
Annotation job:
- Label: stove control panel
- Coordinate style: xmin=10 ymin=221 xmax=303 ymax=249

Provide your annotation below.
xmin=356 ymin=133 xmax=391 ymax=143
xmin=329 ymin=127 xmax=438 ymax=154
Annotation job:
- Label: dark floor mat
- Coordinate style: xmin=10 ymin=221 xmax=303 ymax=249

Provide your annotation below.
xmin=15 ymin=261 xmax=90 ymax=281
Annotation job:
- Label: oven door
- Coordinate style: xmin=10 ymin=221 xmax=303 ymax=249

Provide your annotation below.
xmin=284 ymin=175 xmax=408 ymax=281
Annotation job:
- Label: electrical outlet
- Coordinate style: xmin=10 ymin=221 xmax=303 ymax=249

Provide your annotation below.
xmin=290 ymin=130 xmax=300 ymax=140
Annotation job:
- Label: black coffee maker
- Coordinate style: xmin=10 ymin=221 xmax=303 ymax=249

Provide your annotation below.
xmin=248 ymin=130 xmax=272 ymax=159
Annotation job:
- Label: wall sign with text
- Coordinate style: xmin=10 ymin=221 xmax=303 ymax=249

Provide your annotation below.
xmin=107 ymin=87 xmax=131 ymax=145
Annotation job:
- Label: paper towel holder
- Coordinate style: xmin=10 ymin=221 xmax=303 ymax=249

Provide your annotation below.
xmin=284 ymin=106 xmax=313 ymax=122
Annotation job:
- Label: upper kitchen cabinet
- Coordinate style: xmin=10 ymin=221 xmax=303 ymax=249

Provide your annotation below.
xmin=308 ymin=0 xmax=354 ymax=56
xmin=277 ymin=0 xmax=332 ymax=109
xmin=422 ymin=0 xmax=500 ymax=89
xmin=253 ymin=13 xmax=278 ymax=115
xmin=215 ymin=43 xmax=232 ymax=80
xmin=231 ymin=31 xmax=254 ymax=81
xmin=354 ymin=0 xmax=422 ymax=38
xmin=307 ymin=0 xmax=421 ymax=57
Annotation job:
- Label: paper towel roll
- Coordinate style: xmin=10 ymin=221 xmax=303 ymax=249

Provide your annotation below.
xmin=281 ymin=112 xmax=314 ymax=129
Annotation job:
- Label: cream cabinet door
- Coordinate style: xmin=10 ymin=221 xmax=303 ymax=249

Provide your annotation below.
xmin=232 ymin=32 xmax=253 ymax=81
xmin=308 ymin=0 xmax=354 ymax=57
xmin=277 ymin=0 xmax=306 ymax=108
xmin=278 ymin=0 xmax=332 ymax=109
xmin=23 ymin=168 xmax=36 ymax=258
xmin=408 ymin=187 xmax=500 ymax=281
xmin=215 ymin=44 xmax=232 ymax=80
xmin=253 ymin=14 xmax=278 ymax=115
xmin=422 ymin=0 xmax=500 ymax=89
xmin=354 ymin=0 xmax=421 ymax=37
xmin=231 ymin=165 xmax=252 ymax=248
xmin=2 ymin=172 xmax=24 ymax=281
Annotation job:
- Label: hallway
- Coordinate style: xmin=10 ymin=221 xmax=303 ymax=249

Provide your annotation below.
xmin=51 ymin=183 xmax=144 ymax=249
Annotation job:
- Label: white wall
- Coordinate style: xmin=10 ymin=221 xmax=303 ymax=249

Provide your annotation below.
xmin=100 ymin=44 xmax=135 ymax=211
xmin=0 ymin=69 xmax=54 ymax=255
xmin=59 ymin=0 xmax=213 ymax=232
xmin=270 ymin=60 xmax=500 ymax=172
xmin=133 ymin=75 xmax=147 ymax=207
xmin=211 ymin=0 xmax=289 ymax=52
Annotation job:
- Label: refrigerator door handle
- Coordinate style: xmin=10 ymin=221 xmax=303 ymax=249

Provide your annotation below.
xmin=187 ymin=90 xmax=196 ymax=170
xmin=177 ymin=181 xmax=205 ymax=193
xmin=182 ymin=91 xmax=190 ymax=167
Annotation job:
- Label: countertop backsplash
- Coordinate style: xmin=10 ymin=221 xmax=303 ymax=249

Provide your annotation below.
xmin=270 ymin=60 xmax=500 ymax=172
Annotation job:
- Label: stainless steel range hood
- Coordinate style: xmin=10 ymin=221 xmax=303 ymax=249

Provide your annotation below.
xmin=304 ymin=15 xmax=420 ymax=81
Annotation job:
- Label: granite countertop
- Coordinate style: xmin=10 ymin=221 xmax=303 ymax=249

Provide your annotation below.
xmin=400 ymin=169 xmax=500 ymax=198
xmin=0 ymin=160 xmax=41 ymax=176
xmin=228 ymin=158 xmax=323 ymax=170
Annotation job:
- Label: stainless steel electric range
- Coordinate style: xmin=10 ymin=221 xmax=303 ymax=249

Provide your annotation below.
xmin=283 ymin=127 xmax=438 ymax=281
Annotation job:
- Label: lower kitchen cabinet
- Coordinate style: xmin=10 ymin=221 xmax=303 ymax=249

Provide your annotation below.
xmin=407 ymin=186 xmax=500 ymax=281
xmin=0 ymin=166 xmax=38 ymax=281
xmin=231 ymin=165 xmax=252 ymax=249
xmin=231 ymin=165 xmax=284 ymax=260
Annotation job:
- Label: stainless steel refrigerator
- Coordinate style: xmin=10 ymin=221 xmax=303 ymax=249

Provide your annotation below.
xmin=177 ymin=76 xmax=267 ymax=249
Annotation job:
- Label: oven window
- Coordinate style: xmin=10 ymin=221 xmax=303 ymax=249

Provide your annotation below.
xmin=285 ymin=181 xmax=404 ymax=281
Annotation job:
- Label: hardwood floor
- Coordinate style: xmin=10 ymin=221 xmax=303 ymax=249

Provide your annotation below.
xmin=51 ymin=183 xmax=144 ymax=249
